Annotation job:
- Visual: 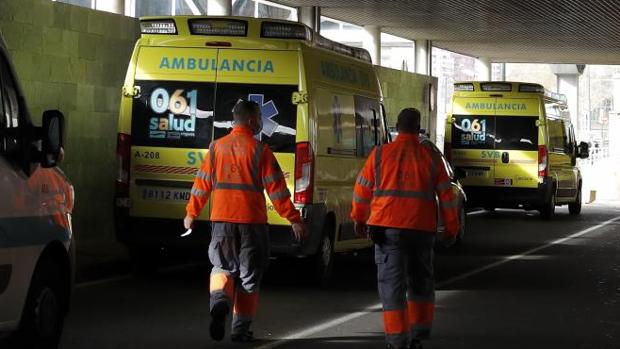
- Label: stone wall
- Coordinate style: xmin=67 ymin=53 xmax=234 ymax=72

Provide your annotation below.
xmin=0 ymin=0 xmax=140 ymax=270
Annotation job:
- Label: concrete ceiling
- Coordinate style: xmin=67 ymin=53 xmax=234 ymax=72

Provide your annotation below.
xmin=278 ymin=0 xmax=620 ymax=64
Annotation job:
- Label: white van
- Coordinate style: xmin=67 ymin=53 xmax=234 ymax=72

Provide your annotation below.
xmin=0 ymin=33 xmax=74 ymax=348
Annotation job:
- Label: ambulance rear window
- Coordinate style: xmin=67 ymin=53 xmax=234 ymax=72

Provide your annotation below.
xmin=213 ymin=83 xmax=298 ymax=153
xmin=451 ymin=115 xmax=538 ymax=151
xmin=451 ymin=115 xmax=495 ymax=149
xmin=494 ymin=116 xmax=538 ymax=151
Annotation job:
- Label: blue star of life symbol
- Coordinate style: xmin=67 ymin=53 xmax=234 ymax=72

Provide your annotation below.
xmin=248 ymin=94 xmax=279 ymax=140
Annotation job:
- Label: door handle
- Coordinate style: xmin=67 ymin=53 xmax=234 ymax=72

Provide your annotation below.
xmin=502 ymin=152 xmax=509 ymax=163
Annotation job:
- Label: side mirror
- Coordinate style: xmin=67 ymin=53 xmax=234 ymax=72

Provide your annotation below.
xmin=454 ymin=167 xmax=467 ymax=180
xmin=40 ymin=110 xmax=65 ymax=168
xmin=577 ymin=141 xmax=589 ymax=159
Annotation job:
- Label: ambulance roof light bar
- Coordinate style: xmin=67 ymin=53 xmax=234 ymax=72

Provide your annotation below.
xmin=189 ymin=18 xmax=248 ymax=36
xmin=140 ymin=19 xmax=177 ymax=35
xmin=480 ymin=82 xmax=512 ymax=92
xmin=261 ymin=21 xmax=312 ymax=40
xmin=454 ymin=83 xmax=475 ymax=91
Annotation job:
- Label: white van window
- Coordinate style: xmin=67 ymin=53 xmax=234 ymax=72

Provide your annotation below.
xmin=0 ymin=55 xmax=19 ymax=129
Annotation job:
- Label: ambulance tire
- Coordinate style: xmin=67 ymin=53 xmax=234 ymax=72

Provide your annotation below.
xmin=569 ymin=184 xmax=582 ymax=215
xmin=540 ymin=192 xmax=556 ymax=220
xmin=129 ymin=245 xmax=161 ymax=275
xmin=309 ymin=223 xmax=335 ymax=285
xmin=13 ymin=255 xmax=67 ymax=349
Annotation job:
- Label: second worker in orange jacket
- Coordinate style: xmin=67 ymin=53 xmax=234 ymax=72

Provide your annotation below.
xmin=184 ymin=100 xmax=306 ymax=343
xmin=351 ymin=108 xmax=460 ymax=349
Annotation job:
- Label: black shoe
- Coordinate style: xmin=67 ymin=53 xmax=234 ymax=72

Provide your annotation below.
xmin=209 ymin=303 xmax=229 ymax=341
xmin=408 ymin=339 xmax=423 ymax=349
xmin=231 ymin=330 xmax=254 ymax=343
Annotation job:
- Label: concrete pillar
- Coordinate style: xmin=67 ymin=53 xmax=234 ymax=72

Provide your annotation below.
xmin=557 ymin=74 xmax=580 ymax=132
xmin=298 ymin=6 xmax=320 ymax=32
xmin=95 ymin=0 xmax=125 ymax=15
xmin=207 ymin=0 xmax=232 ymax=16
xmin=363 ymin=25 xmax=381 ymax=65
xmin=475 ymin=57 xmax=492 ymax=81
xmin=415 ymin=39 xmax=431 ymax=75
xmin=552 ymin=64 xmax=585 ymax=137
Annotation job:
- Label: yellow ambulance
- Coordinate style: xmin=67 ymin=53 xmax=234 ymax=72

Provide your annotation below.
xmin=444 ymin=82 xmax=589 ymax=219
xmin=115 ymin=16 xmax=388 ymax=280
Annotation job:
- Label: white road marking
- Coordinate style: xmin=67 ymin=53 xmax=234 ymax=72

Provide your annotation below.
xmin=467 ymin=210 xmax=486 ymax=216
xmin=256 ymin=215 xmax=620 ymax=349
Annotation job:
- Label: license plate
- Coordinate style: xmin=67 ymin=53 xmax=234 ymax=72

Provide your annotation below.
xmin=141 ymin=188 xmax=191 ymax=201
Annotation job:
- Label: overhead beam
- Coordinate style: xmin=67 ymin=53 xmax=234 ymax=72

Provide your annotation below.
xmin=299 ymin=6 xmax=321 ymax=32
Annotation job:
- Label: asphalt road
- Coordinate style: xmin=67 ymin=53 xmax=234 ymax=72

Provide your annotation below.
xmin=59 ymin=204 xmax=620 ymax=349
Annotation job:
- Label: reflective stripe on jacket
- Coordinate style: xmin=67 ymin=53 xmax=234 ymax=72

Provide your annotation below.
xmin=186 ymin=126 xmax=301 ymax=224
xmin=351 ymin=133 xmax=459 ymax=235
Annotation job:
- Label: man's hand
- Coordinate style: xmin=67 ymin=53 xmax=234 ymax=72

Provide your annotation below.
xmin=291 ymin=222 xmax=308 ymax=242
xmin=183 ymin=215 xmax=195 ymax=230
xmin=440 ymin=230 xmax=458 ymax=248
xmin=354 ymin=221 xmax=368 ymax=239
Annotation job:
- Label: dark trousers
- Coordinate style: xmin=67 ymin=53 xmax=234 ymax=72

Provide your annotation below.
xmin=208 ymin=223 xmax=270 ymax=335
xmin=373 ymin=228 xmax=436 ymax=349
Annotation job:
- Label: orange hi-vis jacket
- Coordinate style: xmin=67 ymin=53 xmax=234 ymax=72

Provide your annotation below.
xmin=187 ymin=126 xmax=302 ymax=225
xmin=351 ymin=133 xmax=460 ymax=235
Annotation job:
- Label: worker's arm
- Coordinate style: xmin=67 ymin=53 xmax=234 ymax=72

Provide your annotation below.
xmin=434 ymin=154 xmax=460 ymax=238
xmin=261 ymin=146 xmax=302 ymax=224
xmin=185 ymin=145 xmax=214 ymax=221
xmin=351 ymin=148 xmax=376 ymax=225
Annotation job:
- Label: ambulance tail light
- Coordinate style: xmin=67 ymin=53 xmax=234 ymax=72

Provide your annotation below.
xmin=116 ymin=133 xmax=131 ymax=198
xmin=538 ymin=145 xmax=548 ymax=178
xmin=294 ymin=142 xmax=314 ymax=204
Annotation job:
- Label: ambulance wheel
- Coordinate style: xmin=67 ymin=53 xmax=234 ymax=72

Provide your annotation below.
xmin=129 ymin=245 xmax=161 ymax=275
xmin=569 ymin=185 xmax=582 ymax=215
xmin=309 ymin=224 xmax=335 ymax=285
xmin=540 ymin=193 xmax=556 ymax=220
xmin=13 ymin=255 xmax=67 ymax=349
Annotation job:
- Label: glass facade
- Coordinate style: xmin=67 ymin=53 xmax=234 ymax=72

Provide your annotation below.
xmin=432 ymin=47 xmax=477 ymax=146
xmin=53 ymin=0 xmax=93 ymax=9
xmin=232 ymin=0 xmax=297 ymax=21
xmin=134 ymin=0 xmax=208 ymax=17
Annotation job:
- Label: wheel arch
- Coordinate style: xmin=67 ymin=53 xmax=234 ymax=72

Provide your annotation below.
xmin=36 ymin=241 xmax=72 ymax=314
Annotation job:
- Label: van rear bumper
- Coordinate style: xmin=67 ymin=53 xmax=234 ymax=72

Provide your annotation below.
xmin=115 ymin=209 xmax=212 ymax=250
xmin=115 ymin=203 xmax=327 ymax=256
xmin=463 ymin=178 xmax=554 ymax=209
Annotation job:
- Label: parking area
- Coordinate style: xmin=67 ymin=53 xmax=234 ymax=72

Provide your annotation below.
xmin=57 ymin=204 xmax=620 ymax=349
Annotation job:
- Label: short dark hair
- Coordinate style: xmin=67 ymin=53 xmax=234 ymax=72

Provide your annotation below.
xmin=233 ymin=100 xmax=261 ymax=123
xmin=396 ymin=108 xmax=421 ymax=134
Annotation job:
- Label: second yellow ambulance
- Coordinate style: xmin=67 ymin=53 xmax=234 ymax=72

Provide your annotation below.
xmin=445 ymin=81 xmax=589 ymax=219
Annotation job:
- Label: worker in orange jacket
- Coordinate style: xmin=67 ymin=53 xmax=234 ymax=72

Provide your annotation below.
xmin=351 ymin=108 xmax=460 ymax=349
xmin=184 ymin=101 xmax=307 ymax=343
